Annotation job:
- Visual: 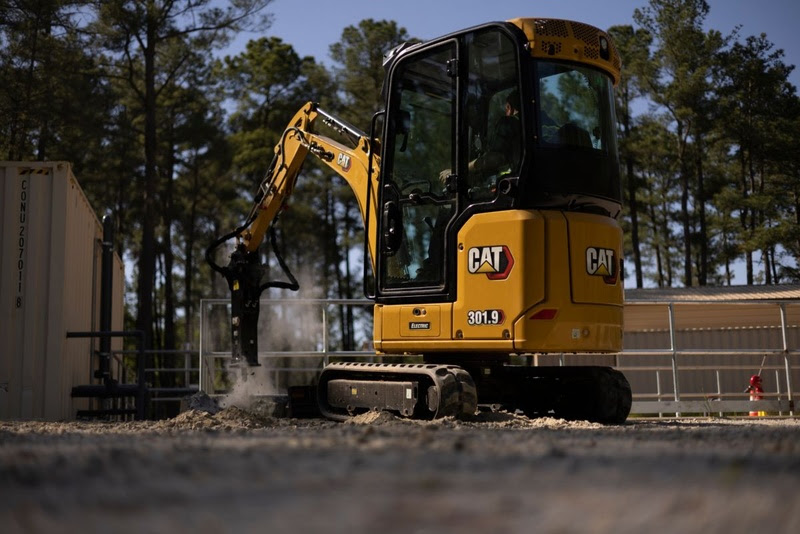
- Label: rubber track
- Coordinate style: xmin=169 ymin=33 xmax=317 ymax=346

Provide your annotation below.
xmin=317 ymin=362 xmax=477 ymax=422
xmin=508 ymin=366 xmax=632 ymax=424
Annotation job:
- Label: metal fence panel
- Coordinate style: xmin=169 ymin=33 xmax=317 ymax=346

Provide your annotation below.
xmin=198 ymin=297 xmax=797 ymax=417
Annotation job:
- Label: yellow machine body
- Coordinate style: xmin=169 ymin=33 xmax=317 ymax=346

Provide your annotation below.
xmin=374 ymin=210 xmax=623 ymax=354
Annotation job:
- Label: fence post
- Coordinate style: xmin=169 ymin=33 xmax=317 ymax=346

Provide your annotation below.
xmin=199 ymin=301 xmax=206 ymax=393
xmin=779 ymin=303 xmax=795 ymax=415
xmin=184 ymin=348 xmax=191 ymax=391
xmin=98 ymin=215 xmax=115 ymax=384
xmin=775 ymin=369 xmax=783 ymax=416
xmin=668 ymin=302 xmax=681 ymax=416
xmin=656 ymin=369 xmax=663 ymax=418
xmin=322 ymin=304 xmax=329 ymax=367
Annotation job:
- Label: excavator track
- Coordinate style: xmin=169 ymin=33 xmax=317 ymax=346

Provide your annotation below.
xmin=317 ymin=362 xmax=630 ymax=425
xmin=469 ymin=365 xmax=632 ymax=424
xmin=317 ymin=362 xmax=477 ymax=422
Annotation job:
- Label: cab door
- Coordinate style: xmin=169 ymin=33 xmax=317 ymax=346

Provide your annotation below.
xmin=377 ymin=41 xmax=458 ymax=302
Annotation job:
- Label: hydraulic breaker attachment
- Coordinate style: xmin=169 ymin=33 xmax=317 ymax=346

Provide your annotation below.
xmin=317 ymin=362 xmax=477 ymax=422
xmin=206 ymin=226 xmax=300 ymax=370
xmin=226 ymin=247 xmax=264 ymax=367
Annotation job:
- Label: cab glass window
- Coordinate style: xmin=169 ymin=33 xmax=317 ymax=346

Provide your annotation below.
xmin=529 ymin=60 xmax=621 ymax=206
xmin=464 ymin=30 xmax=523 ymax=201
xmin=381 ymin=43 xmax=456 ymax=289
xmin=537 ymin=62 xmax=618 ymax=154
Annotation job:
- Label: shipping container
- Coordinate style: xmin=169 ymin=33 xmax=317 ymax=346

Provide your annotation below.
xmin=1 ymin=161 xmax=124 ymax=420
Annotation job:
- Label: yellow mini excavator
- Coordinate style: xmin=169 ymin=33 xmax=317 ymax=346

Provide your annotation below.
xmin=207 ymin=18 xmax=632 ymax=423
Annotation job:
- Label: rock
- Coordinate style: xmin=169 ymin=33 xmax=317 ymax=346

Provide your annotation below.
xmin=180 ymin=391 xmax=220 ymax=415
xmin=345 ymin=410 xmax=399 ymax=425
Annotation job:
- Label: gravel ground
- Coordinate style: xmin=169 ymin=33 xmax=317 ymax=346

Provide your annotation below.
xmin=1 ymin=409 xmax=799 ymax=534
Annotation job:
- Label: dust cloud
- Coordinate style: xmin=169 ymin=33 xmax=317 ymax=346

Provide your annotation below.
xmin=219 ymin=365 xmax=278 ymax=411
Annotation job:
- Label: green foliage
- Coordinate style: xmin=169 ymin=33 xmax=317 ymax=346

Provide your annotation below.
xmin=85 ymin=0 xmax=273 ymax=352
xmin=0 ymin=1 xmax=105 ymax=160
xmin=617 ymin=0 xmax=799 ymax=287
xmin=329 ymin=19 xmax=414 ymax=125
xmin=221 ymin=36 xmax=334 ymax=176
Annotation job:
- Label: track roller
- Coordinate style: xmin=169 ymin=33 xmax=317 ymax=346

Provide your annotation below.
xmin=317 ymin=362 xmax=477 ymax=422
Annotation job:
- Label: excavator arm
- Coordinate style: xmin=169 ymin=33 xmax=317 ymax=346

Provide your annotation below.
xmin=206 ymin=102 xmax=380 ymax=367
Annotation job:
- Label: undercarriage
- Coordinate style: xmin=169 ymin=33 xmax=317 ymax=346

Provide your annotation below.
xmin=317 ymin=356 xmax=632 ymax=425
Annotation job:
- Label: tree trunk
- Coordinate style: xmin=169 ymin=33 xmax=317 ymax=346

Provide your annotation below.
xmin=770 ymin=246 xmax=780 ymax=283
xmin=136 ymin=15 xmax=158 ymax=352
xmin=35 ymin=15 xmax=54 ymax=160
xmin=680 ymin=167 xmax=692 ymax=286
xmin=723 ymin=230 xmax=732 ymax=285
xmin=184 ymin=162 xmax=201 ymax=347
xmin=795 ymin=194 xmax=800 ymax=270
xmin=622 ymin=95 xmax=643 ymax=288
xmin=695 ymin=144 xmax=708 ymax=285
xmin=677 ymin=124 xmax=692 ymax=287
xmin=748 ymin=146 xmax=758 ymax=284
xmin=739 ymin=147 xmax=753 ymax=284
xmin=322 ymin=181 xmax=334 ymax=298
xmin=10 ymin=6 xmax=42 ymax=160
xmin=661 ymin=199 xmax=673 ymax=287
xmin=330 ymin=187 xmax=347 ymax=351
xmin=162 ymin=183 xmax=176 ymax=351
xmin=340 ymin=200 xmax=356 ymax=351
xmin=162 ymin=119 xmax=176 ymax=353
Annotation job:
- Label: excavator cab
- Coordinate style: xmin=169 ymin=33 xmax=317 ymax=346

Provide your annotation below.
xmin=377 ymin=27 xmax=522 ymax=299
xmin=375 ymin=21 xmax=621 ymax=303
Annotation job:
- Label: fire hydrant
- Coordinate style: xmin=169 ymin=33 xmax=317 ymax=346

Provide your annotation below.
xmin=747 ymin=375 xmax=766 ymax=417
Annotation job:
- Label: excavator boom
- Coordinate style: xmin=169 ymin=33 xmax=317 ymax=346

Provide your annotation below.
xmin=206 ymin=102 xmax=379 ymax=366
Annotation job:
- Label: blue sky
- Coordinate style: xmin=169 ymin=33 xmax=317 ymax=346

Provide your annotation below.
xmin=238 ymin=0 xmax=799 ymax=88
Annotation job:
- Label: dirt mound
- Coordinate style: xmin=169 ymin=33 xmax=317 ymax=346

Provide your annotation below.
xmin=163 ymin=407 xmax=274 ymax=431
xmin=345 ymin=410 xmax=401 ymax=425
xmin=339 ymin=409 xmax=605 ymax=429
xmin=462 ymin=411 xmax=604 ymax=429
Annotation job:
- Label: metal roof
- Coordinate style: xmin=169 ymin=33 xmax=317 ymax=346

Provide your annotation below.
xmin=625 ymin=284 xmax=800 ymax=303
